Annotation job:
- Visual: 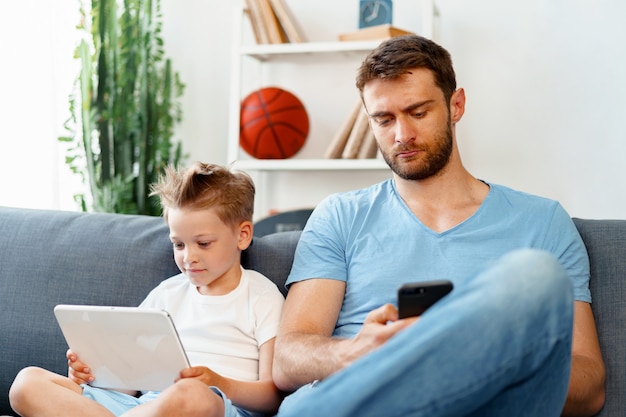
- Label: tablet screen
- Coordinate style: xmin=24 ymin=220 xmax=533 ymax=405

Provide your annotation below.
xmin=54 ymin=304 xmax=190 ymax=391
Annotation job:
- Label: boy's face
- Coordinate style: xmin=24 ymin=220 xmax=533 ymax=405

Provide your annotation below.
xmin=167 ymin=207 xmax=252 ymax=296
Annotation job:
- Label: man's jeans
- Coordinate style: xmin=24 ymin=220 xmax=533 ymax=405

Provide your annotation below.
xmin=277 ymin=249 xmax=574 ymax=417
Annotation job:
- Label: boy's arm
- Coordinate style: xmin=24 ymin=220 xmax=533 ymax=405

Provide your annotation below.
xmin=179 ymin=338 xmax=283 ymax=414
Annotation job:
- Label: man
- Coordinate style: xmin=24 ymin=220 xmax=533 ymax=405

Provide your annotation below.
xmin=272 ymin=35 xmax=605 ymax=416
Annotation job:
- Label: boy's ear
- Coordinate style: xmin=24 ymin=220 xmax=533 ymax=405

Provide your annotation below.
xmin=237 ymin=220 xmax=253 ymax=250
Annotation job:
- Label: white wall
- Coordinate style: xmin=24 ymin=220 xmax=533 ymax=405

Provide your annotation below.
xmin=447 ymin=0 xmax=626 ymax=220
xmin=0 ymin=0 xmax=80 ymax=211
xmin=2 ymin=0 xmax=625 ymax=220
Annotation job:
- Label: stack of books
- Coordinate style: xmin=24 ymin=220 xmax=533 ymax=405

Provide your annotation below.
xmin=244 ymin=0 xmax=306 ymax=44
xmin=325 ymin=100 xmax=379 ymax=159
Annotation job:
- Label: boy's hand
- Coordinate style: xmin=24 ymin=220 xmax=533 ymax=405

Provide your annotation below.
xmin=178 ymin=366 xmax=224 ymax=388
xmin=66 ymin=349 xmax=95 ymax=385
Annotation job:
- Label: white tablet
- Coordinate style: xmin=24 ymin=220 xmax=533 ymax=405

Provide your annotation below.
xmin=54 ymin=304 xmax=190 ymax=392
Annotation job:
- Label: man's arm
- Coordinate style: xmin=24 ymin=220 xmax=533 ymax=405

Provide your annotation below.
xmin=272 ymin=278 xmax=414 ymax=392
xmin=562 ymin=301 xmax=606 ymax=416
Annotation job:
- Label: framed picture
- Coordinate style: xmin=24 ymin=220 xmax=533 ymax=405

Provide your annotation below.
xmin=359 ymin=0 xmax=393 ymax=28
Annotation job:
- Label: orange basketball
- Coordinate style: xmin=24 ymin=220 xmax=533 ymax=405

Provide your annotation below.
xmin=239 ymin=87 xmax=309 ymax=159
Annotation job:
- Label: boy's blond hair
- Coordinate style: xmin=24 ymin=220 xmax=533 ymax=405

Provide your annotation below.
xmin=150 ymin=162 xmax=255 ymax=227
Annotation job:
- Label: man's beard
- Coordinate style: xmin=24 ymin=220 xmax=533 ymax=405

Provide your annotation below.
xmin=380 ymin=122 xmax=453 ymax=181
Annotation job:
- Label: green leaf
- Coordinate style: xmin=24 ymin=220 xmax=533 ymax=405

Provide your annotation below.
xmin=59 ymin=0 xmax=186 ymax=215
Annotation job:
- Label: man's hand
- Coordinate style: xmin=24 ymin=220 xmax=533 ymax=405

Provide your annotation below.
xmin=274 ymin=279 xmax=417 ymax=392
xmin=341 ymin=304 xmax=417 ymax=366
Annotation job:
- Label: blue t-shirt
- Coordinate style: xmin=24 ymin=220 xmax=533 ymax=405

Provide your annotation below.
xmin=286 ymin=180 xmax=591 ymax=339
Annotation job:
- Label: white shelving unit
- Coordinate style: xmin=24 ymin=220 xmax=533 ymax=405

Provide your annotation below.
xmin=227 ymin=35 xmax=390 ymax=171
xmin=226 ymin=1 xmax=439 ymax=214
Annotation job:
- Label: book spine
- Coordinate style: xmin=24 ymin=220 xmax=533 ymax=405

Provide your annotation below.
xmin=257 ymin=0 xmax=284 ymax=44
xmin=244 ymin=0 xmax=270 ymax=44
xmin=268 ymin=0 xmax=307 ymax=43
xmin=342 ymin=106 xmax=371 ymax=159
xmin=325 ymin=100 xmax=363 ymax=159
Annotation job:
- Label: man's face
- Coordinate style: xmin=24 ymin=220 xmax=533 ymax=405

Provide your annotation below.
xmin=362 ymin=68 xmax=454 ymax=181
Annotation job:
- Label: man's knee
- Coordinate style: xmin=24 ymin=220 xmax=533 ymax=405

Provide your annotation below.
xmin=465 ymin=249 xmax=573 ymax=325
xmin=501 ymin=249 xmax=572 ymax=300
xmin=491 ymin=249 xmax=574 ymax=335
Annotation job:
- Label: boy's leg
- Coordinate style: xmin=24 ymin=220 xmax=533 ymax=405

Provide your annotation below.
xmin=10 ymin=367 xmax=115 ymax=417
xmin=121 ymin=379 xmax=225 ymax=417
xmin=277 ymin=249 xmax=574 ymax=417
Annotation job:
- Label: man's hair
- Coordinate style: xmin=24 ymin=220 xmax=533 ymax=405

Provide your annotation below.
xmin=150 ymin=162 xmax=255 ymax=227
xmin=356 ymin=34 xmax=457 ymax=104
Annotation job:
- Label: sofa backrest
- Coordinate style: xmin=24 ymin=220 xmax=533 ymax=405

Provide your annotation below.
xmin=242 ymin=230 xmax=301 ymax=297
xmin=572 ymin=218 xmax=626 ymax=417
xmin=0 ymin=206 xmax=624 ymax=417
xmin=0 ymin=207 xmax=180 ymax=414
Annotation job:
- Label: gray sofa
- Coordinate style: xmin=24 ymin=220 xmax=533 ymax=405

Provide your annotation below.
xmin=0 ymin=206 xmax=624 ymax=416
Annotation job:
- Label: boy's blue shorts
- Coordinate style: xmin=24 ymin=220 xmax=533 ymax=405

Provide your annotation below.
xmin=81 ymin=384 xmax=253 ymax=417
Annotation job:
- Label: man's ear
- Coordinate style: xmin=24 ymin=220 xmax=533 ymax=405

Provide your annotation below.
xmin=238 ymin=220 xmax=253 ymax=250
xmin=450 ymin=88 xmax=466 ymax=124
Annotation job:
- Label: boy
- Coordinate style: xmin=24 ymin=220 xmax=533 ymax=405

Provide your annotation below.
xmin=9 ymin=162 xmax=285 ymax=417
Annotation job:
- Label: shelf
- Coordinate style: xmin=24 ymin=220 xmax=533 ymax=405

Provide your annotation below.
xmin=228 ymin=10 xmax=388 ymax=167
xmin=227 ymin=1 xmax=438 ymax=214
xmin=240 ymin=40 xmax=382 ymax=61
xmin=231 ymin=158 xmax=390 ymax=171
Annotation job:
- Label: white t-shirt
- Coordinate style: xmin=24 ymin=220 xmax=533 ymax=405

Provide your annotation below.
xmin=140 ymin=267 xmax=284 ymax=382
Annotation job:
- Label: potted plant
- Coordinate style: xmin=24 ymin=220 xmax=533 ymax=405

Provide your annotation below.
xmin=60 ymin=0 xmax=185 ymax=215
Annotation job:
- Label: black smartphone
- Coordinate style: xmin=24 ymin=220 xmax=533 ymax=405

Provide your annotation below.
xmin=398 ymin=280 xmax=454 ymax=319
